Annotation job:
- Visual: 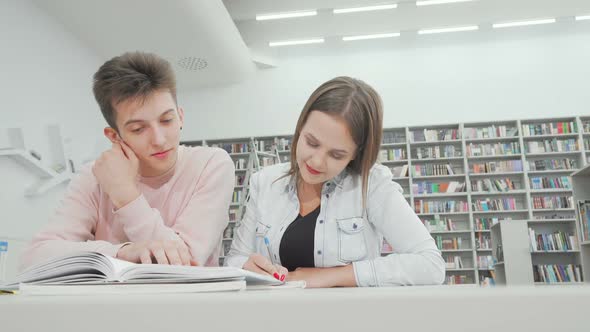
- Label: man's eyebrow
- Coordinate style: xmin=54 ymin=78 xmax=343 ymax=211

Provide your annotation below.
xmin=124 ymin=109 xmax=175 ymax=127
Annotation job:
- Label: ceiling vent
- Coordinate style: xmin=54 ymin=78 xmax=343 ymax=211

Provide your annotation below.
xmin=177 ymin=57 xmax=208 ymax=71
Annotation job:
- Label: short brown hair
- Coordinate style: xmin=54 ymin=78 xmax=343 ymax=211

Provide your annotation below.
xmin=93 ymin=51 xmax=177 ymax=130
xmin=286 ymin=76 xmax=383 ymax=208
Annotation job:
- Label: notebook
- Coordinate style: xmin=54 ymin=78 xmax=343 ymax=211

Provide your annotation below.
xmin=0 ymin=251 xmax=282 ymax=292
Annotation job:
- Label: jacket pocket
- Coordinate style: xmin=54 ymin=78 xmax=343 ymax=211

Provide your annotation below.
xmin=336 ymin=217 xmax=368 ymax=263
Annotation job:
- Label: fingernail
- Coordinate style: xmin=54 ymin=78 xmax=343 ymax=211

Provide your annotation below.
xmin=273 ymin=273 xmax=280 ymax=279
xmin=280 ymin=274 xmax=285 ymax=281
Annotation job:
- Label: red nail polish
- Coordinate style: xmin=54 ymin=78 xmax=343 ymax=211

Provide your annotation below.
xmin=273 ymin=273 xmax=280 ymax=279
xmin=280 ymin=275 xmax=285 ymax=281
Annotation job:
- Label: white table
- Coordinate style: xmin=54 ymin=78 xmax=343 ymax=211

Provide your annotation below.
xmin=1 ymin=285 xmax=588 ymax=332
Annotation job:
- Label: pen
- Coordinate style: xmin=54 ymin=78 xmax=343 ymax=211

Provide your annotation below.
xmin=264 ymin=236 xmax=276 ymax=265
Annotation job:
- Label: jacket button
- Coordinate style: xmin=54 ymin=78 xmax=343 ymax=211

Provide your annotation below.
xmin=317 ymin=250 xmax=322 ymax=255
xmin=326 ymin=194 xmax=329 ymax=198
xmin=319 ymin=219 xmax=324 ymax=224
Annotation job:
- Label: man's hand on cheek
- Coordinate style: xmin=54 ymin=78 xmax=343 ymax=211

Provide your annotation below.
xmin=92 ymin=141 xmax=140 ymax=209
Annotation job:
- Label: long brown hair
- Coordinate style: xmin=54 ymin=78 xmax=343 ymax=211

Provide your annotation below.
xmin=285 ymin=76 xmax=383 ymax=208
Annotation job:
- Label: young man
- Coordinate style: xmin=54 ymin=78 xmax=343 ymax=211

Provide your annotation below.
xmin=20 ymin=52 xmax=234 ymax=269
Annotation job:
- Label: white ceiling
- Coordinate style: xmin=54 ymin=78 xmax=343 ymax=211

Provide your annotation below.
xmin=31 ymin=0 xmax=590 ymax=90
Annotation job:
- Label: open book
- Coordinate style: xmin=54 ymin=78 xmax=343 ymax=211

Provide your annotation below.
xmin=0 ymin=251 xmax=282 ymax=292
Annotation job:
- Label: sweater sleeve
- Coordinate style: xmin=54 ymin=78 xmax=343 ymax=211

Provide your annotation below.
xmin=19 ymin=164 xmax=125 ymax=271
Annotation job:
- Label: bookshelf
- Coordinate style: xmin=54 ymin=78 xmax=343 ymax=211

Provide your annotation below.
xmin=182 ymin=116 xmax=588 ymax=284
xmin=572 ymin=164 xmax=590 ymax=284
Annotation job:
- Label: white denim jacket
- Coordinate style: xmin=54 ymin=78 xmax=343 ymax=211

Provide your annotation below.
xmin=225 ymin=163 xmax=445 ymax=286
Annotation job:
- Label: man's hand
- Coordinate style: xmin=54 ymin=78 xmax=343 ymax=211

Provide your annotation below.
xmin=92 ymin=141 xmax=140 ymax=209
xmin=116 ymin=240 xmax=195 ymax=266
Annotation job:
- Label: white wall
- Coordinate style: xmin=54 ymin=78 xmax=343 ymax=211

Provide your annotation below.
xmin=0 ymin=0 xmax=105 ymax=280
xmin=179 ymin=26 xmax=590 ymax=141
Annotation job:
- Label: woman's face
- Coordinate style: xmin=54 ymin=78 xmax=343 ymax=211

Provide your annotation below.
xmin=296 ymin=111 xmax=358 ymax=186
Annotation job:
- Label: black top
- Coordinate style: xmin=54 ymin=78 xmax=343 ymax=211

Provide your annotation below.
xmin=279 ymin=205 xmax=320 ymax=272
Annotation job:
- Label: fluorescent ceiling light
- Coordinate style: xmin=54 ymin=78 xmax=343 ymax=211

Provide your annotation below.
xmin=256 ymin=10 xmax=317 ymax=21
xmin=334 ymin=4 xmax=398 ymax=14
xmin=416 ymin=0 xmax=474 ymax=6
xmin=575 ymin=15 xmax=590 ymax=21
xmin=343 ymin=32 xmax=401 ymax=41
xmin=492 ymin=18 xmax=556 ymax=28
xmin=269 ymin=38 xmax=325 ymax=47
xmin=418 ymin=25 xmax=479 ymax=34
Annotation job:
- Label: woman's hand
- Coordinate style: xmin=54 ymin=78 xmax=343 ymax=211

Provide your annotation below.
xmin=286 ymin=265 xmax=357 ymax=288
xmin=243 ymin=253 xmax=288 ymax=281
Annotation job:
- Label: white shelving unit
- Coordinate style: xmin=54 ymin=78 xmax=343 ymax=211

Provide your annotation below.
xmin=0 ymin=126 xmax=72 ymax=196
xmin=572 ymin=164 xmax=590 ymax=284
xmin=182 ymin=116 xmax=588 ymax=284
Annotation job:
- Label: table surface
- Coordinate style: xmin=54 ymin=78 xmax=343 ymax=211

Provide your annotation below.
xmin=1 ymin=285 xmax=588 ymax=332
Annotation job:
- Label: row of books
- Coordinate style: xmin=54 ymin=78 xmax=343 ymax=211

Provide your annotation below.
xmin=259 ymin=157 xmax=277 ymax=167
xmin=382 ymin=131 xmax=406 ymax=144
xmin=212 ymin=143 xmax=249 ymax=154
xmin=445 ymin=275 xmax=470 ymax=285
xmin=414 ymin=145 xmax=461 ymax=159
xmin=577 ymin=200 xmax=590 ymax=242
xmin=474 ymin=217 xmax=504 ymax=230
xmin=414 ymin=200 xmax=470 ymax=214
xmin=525 ymin=139 xmax=579 ymax=154
xmin=235 ymin=158 xmax=247 ymax=170
xmin=475 ymin=233 xmax=491 ymax=249
xmin=470 ymin=160 xmax=523 ymax=174
xmin=471 ymin=178 xmax=519 ymax=192
xmin=391 ymin=165 xmax=409 ymax=178
xmin=472 ymin=198 xmax=519 ymax=211
xmin=463 ymin=125 xmax=517 ymax=139
xmin=435 ymin=236 xmax=465 ymax=250
xmin=531 ymin=196 xmax=574 ymax=209
xmin=412 ymin=164 xmax=455 ymax=176
xmin=445 ymin=256 xmax=464 ymax=269
xmin=466 ymin=142 xmax=521 ymax=157
xmin=380 ymin=148 xmax=406 ymax=161
xmin=421 ymin=217 xmax=459 ymax=232
xmin=521 ymin=122 xmax=578 ymax=136
xmin=583 ymin=121 xmax=590 ymax=134
xmin=584 ymin=137 xmax=589 ymax=150
xmin=478 ymin=255 xmax=495 ymax=269
xmin=411 ymin=129 xmax=460 ymax=142
xmin=527 ymin=158 xmax=577 ymax=171
xmin=412 ymin=181 xmax=465 ymax=194
xmin=528 ymin=229 xmax=578 ymax=252
xmin=529 ymin=176 xmax=572 ymax=190
xmin=533 ymin=264 xmax=582 ymax=283
xmin=231 ymin=191 xmax=243 ymax=204
xmin=235 ymin=175 xmax=245 ymax=186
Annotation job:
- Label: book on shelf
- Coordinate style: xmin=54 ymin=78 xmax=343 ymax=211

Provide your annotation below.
xmin=529 ymin=176 xmax=572 ymax=190
xmin=470 ymin=160 xmax=523 ymax=174
xmin=464 ymin=125 xmax=517 ymax=139
xmin=576 ymin=200 xmax=590 ymax=242
xmin=412 ymin=164 xmax=455 ymax=176
xmin=525 ymin=139 xmax=579 ymax=154
xmin=0 ymin=252 xmax=282 ymax=292
xmin=521 ymin=122 xmax=578 ymax=136
xmin=467 ymin=142 xmax=520 ymax=157
xmin=528 ymin=228 xmax=578 ymax=252
xmin=412 ymin=181 xmax=465 ymax=195
xmin=471 ymin=178 xmax=518 ymax=192
xmin=527 ymin=158 xmax=578 ymax=171
xmin=411 ymin=128 xmax=460 ymax=142
xmin=531 ymin=196 xmax=574 ymax=210
xmin=391 ymin=165 xmax=409 ymax=178
xmin=533 ymin=264 xmax=582 ymax=283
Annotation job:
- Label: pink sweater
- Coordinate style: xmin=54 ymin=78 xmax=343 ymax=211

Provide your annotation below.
xmin=20 ymin=145 xmax=235 ymax=270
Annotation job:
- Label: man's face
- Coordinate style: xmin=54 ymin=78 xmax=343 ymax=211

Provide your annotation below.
xmin=105 ymin=89 xmax=184 ymax=177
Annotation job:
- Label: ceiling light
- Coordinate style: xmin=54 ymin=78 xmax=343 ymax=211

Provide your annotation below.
xmin=269 ymin=38 xmax=325 ymax=47
xmin=256 ymin=10 xmax=317 ymax=21
xmin=333 ymin=4 xmax=398 ymax=14
xmin=492 ymin=18 xmax=556 ymax=29
xmin=343 ymin=32 xmax=401 ymax=41
xmin=575 ymin=15 xmax=590 ymax=21
xmin=418 ymin=25 xmax=479 ymax=34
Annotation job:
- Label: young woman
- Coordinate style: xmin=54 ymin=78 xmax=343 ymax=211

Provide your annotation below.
xmin=225 ymin=77 xmax=445 ymax=287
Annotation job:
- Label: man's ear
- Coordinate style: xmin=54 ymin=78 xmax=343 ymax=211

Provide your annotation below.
xmin=103 ymin=127 xmax=120 ymax=143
